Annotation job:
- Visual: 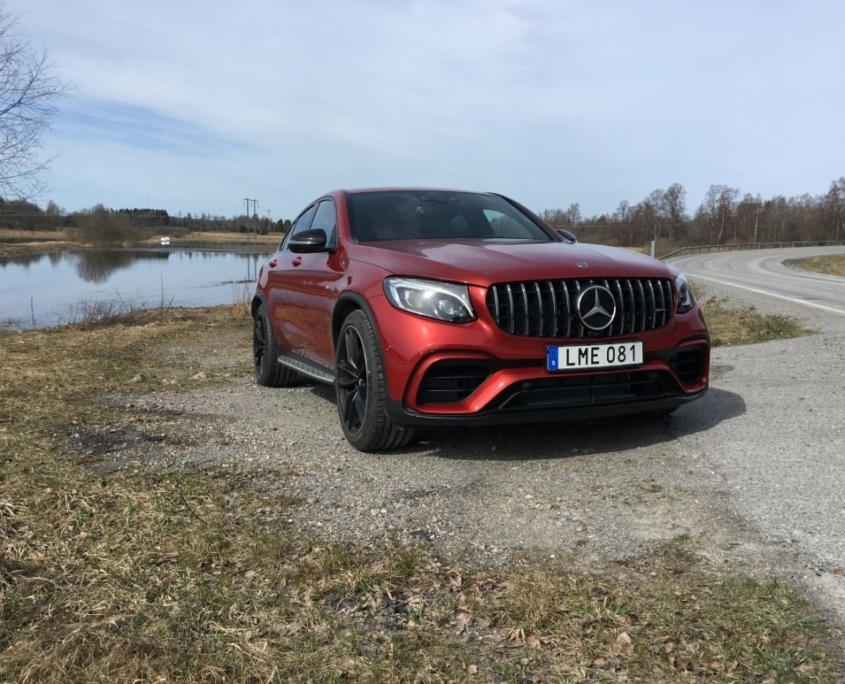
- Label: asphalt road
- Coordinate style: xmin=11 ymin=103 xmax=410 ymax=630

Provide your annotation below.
xmin=671 ymin=246 xmax=845 ymax=624
xmin=674 ymin=245 xmax=845 ymax=317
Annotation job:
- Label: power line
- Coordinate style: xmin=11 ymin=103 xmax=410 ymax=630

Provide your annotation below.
xmin=244 ymin=197 xmax=259 ymax=216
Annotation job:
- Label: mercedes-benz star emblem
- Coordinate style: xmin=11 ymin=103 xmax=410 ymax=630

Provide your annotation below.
xmin=577 ymin=285 xmax=617 ymax=331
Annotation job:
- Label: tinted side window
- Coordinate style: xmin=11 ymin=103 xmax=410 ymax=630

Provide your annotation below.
xmin=310 ymin=200 xmax=337 ymax=248
xmin=483 ymin=209 xmax=528 ymax=238
xmin=281 ymin=203 xmax=317 ymax=251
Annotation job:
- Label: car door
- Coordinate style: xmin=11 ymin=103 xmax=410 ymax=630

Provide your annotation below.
xmin=267 ymin=199 xmax=342 ymax=369
xmin=266 ymin=203 xmax=316 ymax=354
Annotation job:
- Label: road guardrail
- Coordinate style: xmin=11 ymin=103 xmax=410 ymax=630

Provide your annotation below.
xmin=660 ymin=240 xmax=845 ymax=261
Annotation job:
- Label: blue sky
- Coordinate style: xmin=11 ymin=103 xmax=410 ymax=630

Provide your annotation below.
xmin=15 ymin=0 xmax=845 ymax=221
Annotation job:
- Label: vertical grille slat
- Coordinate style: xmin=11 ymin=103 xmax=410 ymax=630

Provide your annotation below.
xmin=506 ymin=284 xmax=515 ymax=334
xmin=573 ymin=281 xmax=583 ymax=338
xmin=547 ymin=282 xmax=558 ymax=337
xmin=654 ymin=280 xmax=664 ymax=327
xmin=614 ymin=279 xmax=626 ymax=336
xmin=625 ymin=279 xmax=636 ymax=334
xmin=646 ymin=280 xmax=656 ymax=329
xmin=561 ymin=281 xmax=571 ymax=337
xmin=664 ymin=281 xmax=675 ymax=321
xmin=519 ymin=283 xmax=529 ymax=335
xmin=656 ymin=280 xmax=669 ymax=327
xmin=486 ymin=278 xmax=675 ymax=339
xmin=534 ymin=283 xmax=544 ymax=337
xmin=636 ymin=280 xmax=646 ymax=332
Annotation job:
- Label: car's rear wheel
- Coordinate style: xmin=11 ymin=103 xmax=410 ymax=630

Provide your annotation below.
xmin=335 ymin=310 xmax=414 ymax=452
xmin=253 ymin=303 xmax=297 ymax=387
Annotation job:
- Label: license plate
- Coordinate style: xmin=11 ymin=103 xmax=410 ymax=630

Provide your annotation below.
xmin=546 ymin=341 xmax=643 ymax=372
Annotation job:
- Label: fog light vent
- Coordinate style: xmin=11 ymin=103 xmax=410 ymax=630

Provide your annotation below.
xmin=418 ymin=362 xmax=491 ymax=404
xmin=669 ymin=348 xmax=704 ymax=384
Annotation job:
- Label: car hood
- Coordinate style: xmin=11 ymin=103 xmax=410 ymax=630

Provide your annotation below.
xmin=347 ymin=239 xmax=674 ymax=285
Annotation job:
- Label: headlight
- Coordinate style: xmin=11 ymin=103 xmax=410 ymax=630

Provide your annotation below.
xmin=384 ymin=277 xmax=476 ymax=322
xmin=675 ymin=272 xmax=695 ymax=314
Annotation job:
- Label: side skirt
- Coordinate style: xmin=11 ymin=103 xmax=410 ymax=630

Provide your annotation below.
xmin=277 ymin=349 xmax=335 ymax=384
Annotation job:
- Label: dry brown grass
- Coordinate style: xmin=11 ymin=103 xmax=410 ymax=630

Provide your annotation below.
xmin=0 ymin=229 xmax=67 ymax=241
xmin=157 ymin=231 xmax=281 ymax=245
xmin=0 ymin=303 xmax=842 ymax=683
xmin=0 ymin=229 xmax=72 ymax=257
xmin=799 ymin=254 xmax=845 ymax=278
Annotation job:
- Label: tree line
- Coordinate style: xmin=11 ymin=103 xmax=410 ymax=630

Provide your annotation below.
xmin=2 ymin=177 xmax=845 ymax=250
xmin=0 ymin=200 xmax=291 ymax=244
xmin=541 ymin=177 xmax=845 ymax=252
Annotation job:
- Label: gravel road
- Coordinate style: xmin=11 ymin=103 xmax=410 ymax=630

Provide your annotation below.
xmin=83 ymin=245 xmax=845 ymax=644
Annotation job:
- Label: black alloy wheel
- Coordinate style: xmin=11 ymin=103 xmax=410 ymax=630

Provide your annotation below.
xmin=253 ymin=303 xmax=296 ymax=387
xmin=335 ymin=310 xmax=414 ymax=452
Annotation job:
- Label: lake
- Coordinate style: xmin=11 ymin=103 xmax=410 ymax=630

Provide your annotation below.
xmin=0 ymin=247 xmax=272 ymax=329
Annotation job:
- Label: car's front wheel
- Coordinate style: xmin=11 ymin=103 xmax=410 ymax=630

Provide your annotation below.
xmin=335 ymin=310 xmax=414 ymax=452
xmin=253 ymin=303 xmax=297 ymax=387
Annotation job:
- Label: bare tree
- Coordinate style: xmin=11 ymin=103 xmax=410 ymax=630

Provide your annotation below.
xmin=612 ymin=199 xmax=636 ymax=246
xmin=639 ymin=190 xmax=663 ymax=242
xmin=661 ymin=183 xmax=687 ymax=242
xmin=825 ymin=177 xmax=845 ymax=242
xmin=736 ymin=193 xmax=763 ymax=243
xmin=564 ymin=202 xmax=581 ymax=227
xmin=697 ymin=185 xmax=739 ymax=244
xmin=0 ymin=4 xmax=66 ymax=200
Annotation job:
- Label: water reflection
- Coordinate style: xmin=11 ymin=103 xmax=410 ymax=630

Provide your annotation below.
xmin=65 ymin=249 xmax=170 ymax=283
xmin=0 ymin=247 xmax=271 ymax=329
xmin=0 ymin=252 xmax=44 ymax=268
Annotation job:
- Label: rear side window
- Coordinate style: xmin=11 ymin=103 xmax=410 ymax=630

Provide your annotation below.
xmin=349 ymin=191 xmax=551 ymax=242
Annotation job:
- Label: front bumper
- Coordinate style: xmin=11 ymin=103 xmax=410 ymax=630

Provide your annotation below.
xmin=369 ymin=289 xmax=710 ymax=427
xmin=385 ymin=344 xmax=708 ymax=427
xmin=385 ymin=386 xmax=707 ymax=427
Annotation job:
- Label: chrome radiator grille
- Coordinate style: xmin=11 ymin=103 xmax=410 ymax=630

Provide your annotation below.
xmin=485 ymin=278 xmax=675 ymax=338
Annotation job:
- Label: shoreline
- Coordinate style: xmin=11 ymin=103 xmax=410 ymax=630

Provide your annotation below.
xmin=0 ymin=229 xmax=281 ymax=259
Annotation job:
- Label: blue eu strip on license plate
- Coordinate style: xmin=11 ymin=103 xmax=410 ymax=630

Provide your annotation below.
xmin=547 ymin=341 xmax=643 ymax=372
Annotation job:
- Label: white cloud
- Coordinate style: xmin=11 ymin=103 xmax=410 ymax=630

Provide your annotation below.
xmin=13 ymin=0 xmax=845 ymax=218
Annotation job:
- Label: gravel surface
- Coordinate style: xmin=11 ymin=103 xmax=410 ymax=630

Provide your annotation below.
xmin=72 ymin=246 xmax=845 ymax=648
xmin=103 ymin=378 xmax=749 ymax=566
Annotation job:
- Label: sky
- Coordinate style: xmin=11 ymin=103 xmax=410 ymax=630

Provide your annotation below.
xmin=13 ymin=0 xmax=845 ymax=221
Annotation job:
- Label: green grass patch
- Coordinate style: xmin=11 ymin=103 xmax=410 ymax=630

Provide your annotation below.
xmin=694 ymin=285 xmax=813 ymax=347
xmin=1 ymin=304 xmax=842 ymax=682
xmin=799 ymin=254 xmax=845 ymax=278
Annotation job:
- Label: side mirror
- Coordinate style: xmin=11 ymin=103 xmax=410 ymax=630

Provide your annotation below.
xmin=289 ymin=228 xmax=328 ymax=253
xmin=557 ymin=229 xmax=577 ymax=243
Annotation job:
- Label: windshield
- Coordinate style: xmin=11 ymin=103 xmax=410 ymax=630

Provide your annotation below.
xmin=349 ymin=190 xmax=552 ymax=242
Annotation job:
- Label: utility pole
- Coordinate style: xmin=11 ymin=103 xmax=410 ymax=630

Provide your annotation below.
xmin=243 ymin=197 xmax=259 ymax=217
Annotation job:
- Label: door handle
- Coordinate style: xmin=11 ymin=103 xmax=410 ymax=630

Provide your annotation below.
xmin=292 ymin=257 xmax=303 ymax=266
xmin=268 ymin=259 xmax=277 ymax=267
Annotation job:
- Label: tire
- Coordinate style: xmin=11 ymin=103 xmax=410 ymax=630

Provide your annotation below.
xmin=335 ymin=310 xmax=414 ymax=452
xmin=253 ymin=303 xmax=297 ymax=387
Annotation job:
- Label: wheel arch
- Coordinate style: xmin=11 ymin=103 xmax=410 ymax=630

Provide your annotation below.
xmin=332 ymin=292 xmax=380 ymax=349
xmin=251 ymin=292 xmax=268 ymax=318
